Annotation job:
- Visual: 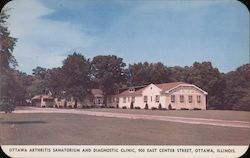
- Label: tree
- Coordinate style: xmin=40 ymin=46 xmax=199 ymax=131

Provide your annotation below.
xmin=128 ymin=62 xmax=171 ymax=86
xmin=185 ymin=62 xmax=226 ymax=109
xmin=91 ymin=55 xmax=126 ymax=105
xmin=32 ymin=66 xmax=47 ymax=80
xmin=0 ymin=9 xmax=18 ymax=113
xmin=224 ymin=64 xmax=250 ymax=111
xmin=169 ymin=66 xmax=190 ymax=82
xmin=61 ymin=52 xmax=91 ymax=104
xmin=0 ymin=9 xmax=17 ymax=69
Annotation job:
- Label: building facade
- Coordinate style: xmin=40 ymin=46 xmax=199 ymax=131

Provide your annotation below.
xmin=32 ymin=89 xmax=104 ymax=108
xmin=31 ymin=94 xmax=54 ymax=107
xmin=107 ymin=82 xmax=207 ymax=110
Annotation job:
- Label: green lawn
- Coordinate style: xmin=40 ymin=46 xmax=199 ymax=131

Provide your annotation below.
xmin=85 ymin=108 xmax=250 ymax=121
xmin=0 ymin=113 xmax=249 ymax=145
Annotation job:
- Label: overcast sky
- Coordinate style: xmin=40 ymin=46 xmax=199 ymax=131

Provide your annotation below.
xmin=4 ymin=0 xmax=249 ymax=74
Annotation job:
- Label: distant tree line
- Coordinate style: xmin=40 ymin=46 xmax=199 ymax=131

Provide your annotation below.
xmin=1 ymin=10 xmax=249 ymax=112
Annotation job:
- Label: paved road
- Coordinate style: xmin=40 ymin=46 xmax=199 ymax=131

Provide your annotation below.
xmin=11 ymin=107 xmax=250 ymax=129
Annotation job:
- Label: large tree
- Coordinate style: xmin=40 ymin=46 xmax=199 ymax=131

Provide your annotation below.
xmin=61 ymin=52 xmax=91 ymax=104
xmin=185 ymin=62 xmax=226 ymax=109
xmin=224 ymin=64 xmax=250 ymax=111
xmin=0 ymin=9 xmax=17 ymax=69
xmin=91 ymin=55 xmax=126 ymax=103
xmin=0 ymin=9 xmax=18 ymax=112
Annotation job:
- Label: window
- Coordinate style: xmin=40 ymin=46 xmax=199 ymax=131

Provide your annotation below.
xmin=129 ymin=88 xmax=135 ymax=93
xmin=180 ymin=95 xmax=184 ymax=103
xmin=116 ymin=97 xmax=119 ymax=103
xmin=171 ymin=95 xmax=175 ymax=103
xmin=132 ymin=96 xmax=135 ymax=102
xmin=188 ymin=96 xmax=192 ymax=103
xmin=144 ymin=96 xmax=148 ymax=103
xmin=112 ymin=97 xmax=115 ymax=102
xmin=197 ymin=95 xmax=201 ymax=103
xmin=155 ymin=95 xmax=160 ymax=103
xmin=123 ymin=97 xmax=126 ymax=103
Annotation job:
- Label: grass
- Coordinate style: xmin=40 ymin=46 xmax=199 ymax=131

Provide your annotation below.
xmin=0 ymin=113 xmax=249 ymax=145
xmin=85 ymin=108 xmax=250 ymax=121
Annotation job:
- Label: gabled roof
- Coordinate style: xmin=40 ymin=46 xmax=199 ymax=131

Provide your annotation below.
xmin=31 ymin=94 xmax=53 ymax=100
xmin=118 ymin=86 xmax=146 ymax=96
xmin=155 ymin=82 xmax=189 ymax=91
xmin=91 ymin=89 xmax=103 ymax=96
xmin=115 ymin=82 xmax=207 ymax=96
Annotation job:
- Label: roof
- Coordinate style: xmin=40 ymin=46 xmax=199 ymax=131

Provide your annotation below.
xmin=118 ymin=86 xmax=146 ymax=96
xmin=31 ymin=94 xmax=53 ymax=100
xmin=155 ymin=82 xmax=189 ymax=91
xmin=91 ymin=89 xmax=103 ymax=96
xmin=116 ymin=82 xmax=192 ymax=96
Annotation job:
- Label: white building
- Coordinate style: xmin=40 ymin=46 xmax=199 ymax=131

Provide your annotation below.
xmin=107 ymin=82 xmax=207 ymax=110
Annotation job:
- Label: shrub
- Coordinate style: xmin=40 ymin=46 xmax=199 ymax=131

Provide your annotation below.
xmin=168 ymin=104 xmax=172 ymax=110
xmin=161 ymin=108 xmax=167 ymax=110
xmin=158 ymin=103 xmax=162 ymax=109
xmin=134 ymin=106 xmax=141 ymax=109
xmin=144 ymin=104 xmax=148 ymax=110
xmin=122 ymin=106 xmax=127 ymax=109
xmin=0 ymin=101 xmax=15 ymax=113
xmin=151 ymin=107 xmax=157 ymax=110
xmin=193 ymin=108 xmax=201 ymax=110
xmin=130 ymin=102 xmax=134 ymax=109
xmin=100 ymin=105 xmax=105 ymax=108
xmin=180 ymin=108 xmax=189 ymax=110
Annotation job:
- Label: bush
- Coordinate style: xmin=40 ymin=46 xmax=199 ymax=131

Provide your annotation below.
xmin=100 ymin=105 xmax=105 ymax=108
xmin=151 ymin=107 xmax=157 ymax=110
xmin=180 ymin=108 xmax=189 ymax=110
xmin=122 ymin=106 xmax=127 ymax=109
xmin=161 ymin=108 xmax=167 ymax=110
xmin=134 ymin=106 xmax=141 ymax=109
xmin=193 ymin=108 xmax=201 ymax=110
xmin=0 ymin=101 xmax=15 ymax=113
xmin=168 ymin=104 xmax=172 ymax=110
xmin=144 ymin=104 xmax=148 ymax=110
xmin=158 ymin=103 xmax=162 ymax=109
xmin=109 ymin=106 xmax=115 ymax=108
xmin=130 ymin=102 xmax=134 ymax=109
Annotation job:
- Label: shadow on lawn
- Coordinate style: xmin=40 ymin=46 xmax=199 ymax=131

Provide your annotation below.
xmin=0 ymin=121 xmax=47 ymax=124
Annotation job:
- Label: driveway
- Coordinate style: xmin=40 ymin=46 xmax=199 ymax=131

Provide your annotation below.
xmin=12 ymin=107 xmax=250 ymax=129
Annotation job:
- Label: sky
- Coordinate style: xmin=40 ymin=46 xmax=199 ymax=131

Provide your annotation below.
xmin=4 ymin=0 xmax=250 ymax=74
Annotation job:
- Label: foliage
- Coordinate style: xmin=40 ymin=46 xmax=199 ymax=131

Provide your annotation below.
xmin=158 ymin=103 xmax=162 ymax=109
xmin=185 ymin=62 xmax=226 ymax=109
xmin=91 ymin=55 xmax=126 ymax=96
xmin=0 ymin=9 xmax=17 ymax=69
xmin=0 ymin=10 xmax=20 ymax=112
xmin=224 ymin=64 xmax=250 ymax=111
xmin=61 ymin=53 xmax=91 ymax=101
xmin=128 ymin=62 xmax=171 ymax=86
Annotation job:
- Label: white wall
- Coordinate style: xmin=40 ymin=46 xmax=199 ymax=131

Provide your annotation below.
xmin=165 ymin=86 xmax=206 ymax=110
xmin=141 ymin=84 xmax=164 ymax=109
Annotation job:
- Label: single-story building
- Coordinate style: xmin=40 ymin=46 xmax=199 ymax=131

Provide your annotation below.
xmin=31 ymin=94 xmax=54 ymax=107
xmin=54 ymin=89 xmax=104 ymax=108
xmin=107 ymin=82 xmax=207 ymax=110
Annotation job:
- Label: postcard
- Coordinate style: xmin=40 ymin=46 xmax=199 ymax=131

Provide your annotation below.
xmin=0 ymin=0 xmax=249 ymax=157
